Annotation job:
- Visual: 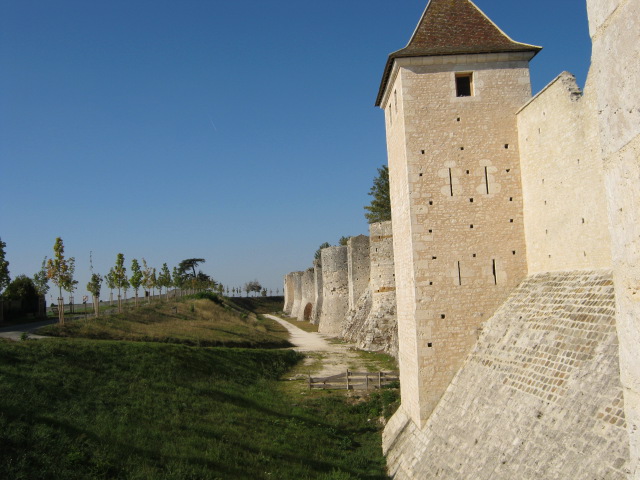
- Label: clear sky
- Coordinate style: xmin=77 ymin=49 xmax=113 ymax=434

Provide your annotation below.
xmin=0 ymin=0 xmax=592 ymax=300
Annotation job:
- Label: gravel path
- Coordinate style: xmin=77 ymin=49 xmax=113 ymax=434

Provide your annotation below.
xmin=264 ymin=314 xmax=374 ymax=378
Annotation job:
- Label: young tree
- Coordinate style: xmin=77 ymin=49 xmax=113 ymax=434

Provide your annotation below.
xmin=158 ymin=263 xmax=172 ymax=300
xmin=33 ymin=257 xmax=49 ymax=297
xmin=150 ymin=268 xmax=157 ymax=298
xmin=142 ymin=259 xmax=153 ymax=303
xmin=46 ymin=237 xmax=75 ymax=324
xmin=86 ymin=273 xmax=102 ymax=318
xmin=122 ymin=275 xmax=130 ymax=304
xmin=130 ymin=259 xmax=143 ymax=306
xmin=65 ymin=257 xmax=79 ymax=312
xmin=172 ymin=266 xmax=186 ymax=299
xmin=364 ymin=164 xmax=391 ymax=224
xmin=0 ymin=237 xmax=10 ymax=298
xmin=113 ymin=253 xmax=127 ymax=313
xmin=106 ymin=268 xmax=116 ymax=306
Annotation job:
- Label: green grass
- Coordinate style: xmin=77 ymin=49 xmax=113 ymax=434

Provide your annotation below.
xmin=227 ymin=296 xmax=284 ymax=315
xmin=0 ymin=338 xmax=393 ymax=479
xmin=38 ymin=297 xmax=291 ymax=349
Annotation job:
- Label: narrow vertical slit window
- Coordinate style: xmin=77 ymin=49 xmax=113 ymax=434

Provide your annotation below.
xmin=455 ymin=73 xmax=473 ymax=97
xmin=492 ymin=259 xmax=497 ymax=285
xmin=449 ymin=168 xmax=454 ymax=196
xmin=484 ymin=167 xmax=490 ymax=194
xmin=457 ymin=261 xmax=462 ymax=286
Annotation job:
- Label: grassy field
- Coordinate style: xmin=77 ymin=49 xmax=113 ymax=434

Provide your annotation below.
xmin=0 ymin=295 xmax=396 ymax=479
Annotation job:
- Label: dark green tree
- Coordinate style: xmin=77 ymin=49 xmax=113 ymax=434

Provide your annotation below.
xmin=0 ymin=237 xmax=10 ymax=297
xmin=3 ymin=275 xmax=39 ymax=315
xmin=364 ymin=165 xmax=391 ymax=224
xmin=178 ymin=258 xmax=205 ymax=278
xmin=130 ymin=259 xmax=143 ymax=306
xmin=338 ymin=236 xmax=351 ymax=246
xmin=314 ymin=242 xmax=331 ymax=261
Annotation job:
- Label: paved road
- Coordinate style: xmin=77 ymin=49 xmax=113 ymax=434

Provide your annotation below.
xmin=0 ymin=318 xmax=58 ymax=340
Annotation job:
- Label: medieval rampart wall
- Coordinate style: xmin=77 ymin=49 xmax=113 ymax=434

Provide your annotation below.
xmin=289 ymin=271 xmax=304 ymax=319
xmin=283 ymin=273 xmax=294 ymax=315
xmin=298 ymin=268 xmax=315 ymax=321
xmin=587 ymin=0 xmax=640 ymax=474
xmin=517 ymin=71 xmax=611 ymax=273
xmin=383 ymin=271 xmax=630 ymax=479
xmin=318 ymin=246 xmax=349 ymax=335
xmin=312 ymin=259 xmax=323 ymax=325
xmin=347 ymin=235 xmax=371 ymax=311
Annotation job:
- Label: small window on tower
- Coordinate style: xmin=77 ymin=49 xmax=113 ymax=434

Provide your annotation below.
xmin=455 ymin=73 xmax=473 ymax=97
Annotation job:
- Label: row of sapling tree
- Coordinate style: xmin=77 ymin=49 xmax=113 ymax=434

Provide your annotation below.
xmin=0 ymin=237 xmax=226 ymax=324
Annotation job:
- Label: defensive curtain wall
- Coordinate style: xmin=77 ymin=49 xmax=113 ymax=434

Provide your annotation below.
xmin=587 ymin=0 xmax=640 ymax=474
xmin=318 ymin=246 xmax=350 ymax=335
xmin=311 ymin=259 xmax=322 ymax=324
xmin=283 ymin=221 xmax=398 ymax=357
xmin=290 ymin=271 xmax=303 ymax=320
xmin=376 ymin=0 xmax=635 ymax=477
xmin=298 ymin=268 xmax=315 ymax=322
xmin=282 ymin=1 xmax=639 ymax=474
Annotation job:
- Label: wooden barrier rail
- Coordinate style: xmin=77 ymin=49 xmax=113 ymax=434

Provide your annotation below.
xmin=308 ymin=370 xmax=399 ymax=391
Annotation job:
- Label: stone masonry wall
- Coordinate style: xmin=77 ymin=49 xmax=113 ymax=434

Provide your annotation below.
xmin=312 ymin=259 xmax=323 ymax=325
xmin=364 ymin=221 xmax=398 ymax=357
xmin=587 ymin=0 xmax=640 ymax=475
xmin=318 ymin=246 xmax=349 ymax=335
xmin=347 ymin=235 xmax=370 ymax=311
xmin=383 ymin=270 xmax=630 ymax=479
xmin=517 ymin=71 xmax=612 ymax=273
xmin=298 ymin=268 xmax=315 ymax=321
xmin=289 ymin=271 xmax=303 ymax=320
xmin=343 ymin=221 xmax=399 ymax=357
xmin=283 ymin=273 xmax=295 ymax=315
xmin=383 ymin=52 xmax=532 ymax=426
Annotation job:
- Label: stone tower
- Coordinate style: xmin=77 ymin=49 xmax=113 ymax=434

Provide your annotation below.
xmin=376 ymin=0 xmax=540 ymax=427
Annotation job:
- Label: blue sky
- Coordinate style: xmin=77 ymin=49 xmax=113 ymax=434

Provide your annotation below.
xmin=0 ymin=0 xmax=592 ymax=300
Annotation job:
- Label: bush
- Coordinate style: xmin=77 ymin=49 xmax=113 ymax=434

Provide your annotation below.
xmin=186 ymin=291 xmax=222 ymax=304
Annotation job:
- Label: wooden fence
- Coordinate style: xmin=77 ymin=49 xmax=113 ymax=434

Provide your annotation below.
xmin=308 ymin=370 xmax=399 ymax=391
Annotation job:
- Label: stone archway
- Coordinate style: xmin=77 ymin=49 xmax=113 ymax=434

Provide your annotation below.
xmin=303 ymin=303 xmax=313 ymax=321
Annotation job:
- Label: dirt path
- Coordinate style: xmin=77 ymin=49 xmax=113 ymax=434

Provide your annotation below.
xmin=265 ymin=314 xmax=380 ymax=379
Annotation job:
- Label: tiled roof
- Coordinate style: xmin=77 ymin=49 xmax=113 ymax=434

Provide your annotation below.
xmin=375 ymin=0 xmax=541 ymax=106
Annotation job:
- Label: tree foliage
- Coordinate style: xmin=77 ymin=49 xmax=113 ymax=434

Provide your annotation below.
xmin=364 ymin=164 xmax=391 ymax=224
xmin=33 ymin=257 xmax=49 ymax=296
xmin=86 ymin=273 xmax=102 ymax=297
xmin=0 ymin=237 xmax=10 ymax=296
xmin=157 ymin=263 xmax=172 ymax=297
xmin=244 ymin=280 xmax=262 ymax=297
xmin=178 ymin=258 xmax=205 ymax=278
xmin=314 ymin=242 xmax=331 ymax=261
xmin=338 ymin=236 xmax=351 ymax=246
xmin=45 ymin=237 xmax=75 ymax=323
xmin=130 ymin=259 xmax=143 ymax=297
xmin=3 ymin=275 xmax=39 ymax=302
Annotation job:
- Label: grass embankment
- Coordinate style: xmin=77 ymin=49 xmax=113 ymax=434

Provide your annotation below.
xmin=39 ymin=295 xmax=291 ymax=349
xmin=229 ymin=296 xmax=284 ymax=315
xmin=1 ymin=295 xmax=396 ymax=479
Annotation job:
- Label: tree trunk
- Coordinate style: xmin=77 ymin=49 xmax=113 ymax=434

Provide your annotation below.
xmin=58 ymin=297 xmax=64 ymax=325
